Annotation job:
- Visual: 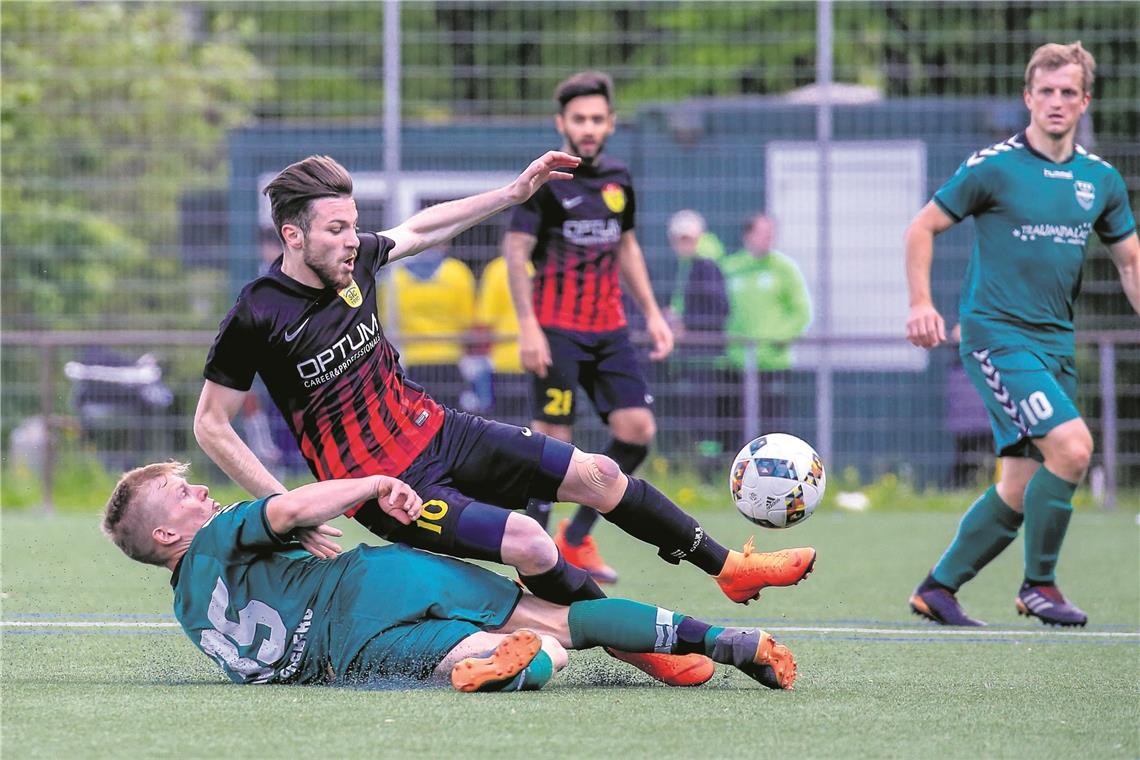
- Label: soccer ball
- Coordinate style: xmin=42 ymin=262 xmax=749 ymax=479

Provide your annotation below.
xmin=729 ymin=433 xmax=826 ymax=528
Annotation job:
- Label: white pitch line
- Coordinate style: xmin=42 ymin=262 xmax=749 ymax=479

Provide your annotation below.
xmin=1 ymin=621 xmax=180 ymax=628
xmin=2 ymin=620 xmax=1136 ymax=639
xmin=765 ymin=625 xmax=1137 ymax=639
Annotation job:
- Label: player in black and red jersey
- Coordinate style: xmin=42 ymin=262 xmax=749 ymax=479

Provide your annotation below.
xmin=194 ymin=151 xmax=816 ymax=687
xmin=503 ymin=71 xmax=671 ymax=583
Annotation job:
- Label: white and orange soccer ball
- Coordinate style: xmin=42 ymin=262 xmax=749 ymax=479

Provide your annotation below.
xmin=729 ymin=433 xmax=826 ymax=529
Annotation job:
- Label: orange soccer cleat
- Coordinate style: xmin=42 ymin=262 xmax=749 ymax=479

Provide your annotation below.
xmin=555 ymin=519 xmax=619 ymax=584
xmin=715 ymin=537 xmax=816 ymax=604
xmin=712 ymin=628 xmax=797 ymax=689
xmin=605 ymin=649 xmax=716 ymax=687
xmin=450 ymin=629 xmax=543 ymax=693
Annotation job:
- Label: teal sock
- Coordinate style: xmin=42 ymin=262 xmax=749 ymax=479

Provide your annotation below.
xmin=931 ymin=486 xmax=1024 ymax=590
xmin=567 ymin=599 xmax=725 ymax=657
xmin=568 ymin=599 xmax=663 ymax=651
xmin=1022 ymin=467 xmax=1077 ymax=584
xmin=480 ymin=649 xmax=554 ymax=692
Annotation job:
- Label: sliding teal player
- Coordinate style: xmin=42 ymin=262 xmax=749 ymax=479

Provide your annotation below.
xmin=904 ymin=42 xmax=1138 ymax=626
xmin=101 ymin=462 xmax=797 ymax=691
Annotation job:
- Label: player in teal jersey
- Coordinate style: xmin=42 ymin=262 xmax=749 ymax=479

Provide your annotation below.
xmin=904 ymin=42 xmax=1139 ymax=627
xmin=101 ymin=462 xmax=798 ymax=690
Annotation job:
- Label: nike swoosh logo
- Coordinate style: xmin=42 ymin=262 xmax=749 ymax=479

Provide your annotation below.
xmin=283 ymin=318 xmax=310 ymax=342
xmin=560 ymin=196 xmax=584 ymax=209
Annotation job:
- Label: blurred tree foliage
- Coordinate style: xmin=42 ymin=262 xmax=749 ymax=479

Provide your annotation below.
xmin=1 ymin=2 xmax=271 ymax=328
xmin=1 ymin=1 xmax=1134 ymax=330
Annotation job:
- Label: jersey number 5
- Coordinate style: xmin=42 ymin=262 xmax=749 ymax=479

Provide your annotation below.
xmin=199 ymin=577 xmax=286 ymax=683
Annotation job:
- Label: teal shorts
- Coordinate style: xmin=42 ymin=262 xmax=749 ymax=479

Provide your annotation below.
xmin=337 ymin=545 xmax=523 ymax=684
xmin=961 ymin=347 xmax=1080 ymax=459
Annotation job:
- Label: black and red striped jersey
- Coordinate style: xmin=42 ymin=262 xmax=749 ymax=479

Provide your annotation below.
xmin=204 ymin=232 xmax=444 ymax=508
xmin=508 ymin=155 xmax=636 ymax=332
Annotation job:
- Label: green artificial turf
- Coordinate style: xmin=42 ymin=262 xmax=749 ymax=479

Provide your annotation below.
xmin=2 ymin=504 xmax=1137 ymax=759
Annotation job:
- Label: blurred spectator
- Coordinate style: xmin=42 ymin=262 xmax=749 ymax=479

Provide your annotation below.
xmin=64 ymin=348 xmax=176 ymax=472
xmin=665 ymin=210 xmax=729 ymax=339
xmin=386 ymin=243 xmax=475 ymax=409
xmin=720 ymin=212 xmax=812 ymax=435
xmin=471 ymin=255 xmax=531 ymax=422
xmin=258 ymin=226 xmax=282 ymax=274
xmin=946 ymin=323 xmax=995 ymax=488
xmin=664 ymin=210 xmax=731 ymax=481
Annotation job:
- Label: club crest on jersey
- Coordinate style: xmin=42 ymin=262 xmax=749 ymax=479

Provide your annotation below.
xmin=338 ymin=280 xmax=363 ymax=308
xmin=601 ymin=183 xmax=626 ymax=213
xmin=1073 ymin=180 xmax=1095 ymax=211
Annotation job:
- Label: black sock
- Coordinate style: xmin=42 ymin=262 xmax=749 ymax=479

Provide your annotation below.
xmin=564 ymin=506 xmax=600 ymax=545
xmin=566 ymin=439 xmax=649 ymax=546
xmin=525 ymin=498 xmax=553 ymax=531
xmin=519 ymin=553 xmax=606 ymax=605
xmin=603 ymin=477 xmax=729 ymax=575
xmin=674 ymin=616 xmax=714 ymax=655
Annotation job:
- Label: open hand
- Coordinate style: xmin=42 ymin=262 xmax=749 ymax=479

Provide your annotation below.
xmin=297 ymin=523 xmax=344 ymax=559
xmin=507 ymin=151 xmax=580 ymax=204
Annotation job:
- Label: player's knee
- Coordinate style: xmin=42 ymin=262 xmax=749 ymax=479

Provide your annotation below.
xmin=560 ymin=449 xmax=623 ymax=509
xmin=1056 ymin=433 xmax=1093 ymax=475
xmin=610 ymin=411 xmax=656 ymax=444
xmin=540 ymin=635 xmax=569 ymax=671
xmin=502 ymin=514 xmax=559 ymax=575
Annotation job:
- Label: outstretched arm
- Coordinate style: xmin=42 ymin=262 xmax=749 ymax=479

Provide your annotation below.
xmin=904 ymin=201 xmax=957 ymax=348
xmin=618 ymin=231 xmax=673 ymax=360
xmin=265 ymin=475 xmax=422 ymax=536
xmin=383 ymin=151 xmax=580 ymax=262
xmin=1109 ymin=232 xmax=1140 ymax=316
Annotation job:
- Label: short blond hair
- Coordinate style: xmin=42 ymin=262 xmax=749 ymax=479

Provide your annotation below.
xmin=102 ymin=461 xmax=188 ymax=566
xmin=1025 ymin=41 xmax=1096 ymax=94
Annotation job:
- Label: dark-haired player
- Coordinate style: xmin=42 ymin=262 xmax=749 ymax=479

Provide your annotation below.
xmin=503 ymin=71 xmax=672 ymax=584
xmin=904 ymin=42 xmax=1137 ymax=627
xmin=194 ymin=151 xmax=816 ymax=686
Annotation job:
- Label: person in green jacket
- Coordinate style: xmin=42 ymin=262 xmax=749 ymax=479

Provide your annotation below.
xmin=720 ymin=213 xmax=812 ymax=437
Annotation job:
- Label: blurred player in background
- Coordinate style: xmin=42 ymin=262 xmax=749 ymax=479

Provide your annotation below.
xmin=904 ymin=42 xmax=1138 ymax=627
xmin=503 ymin=71 xmax=673 ymax=584
xmin=194 ymin=151 xmax=816 ymax=685
xmin=101 ymin=462 xmax=797 ymax=691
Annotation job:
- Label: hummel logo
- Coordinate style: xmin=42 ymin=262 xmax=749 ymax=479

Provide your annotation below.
xmin=560 ymin=196 xmax=584 ymax=210
xmin=283 ymin=318 xmax=310 ymax=342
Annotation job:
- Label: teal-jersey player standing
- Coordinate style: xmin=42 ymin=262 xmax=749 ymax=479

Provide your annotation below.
xmin=904 ymin=41 xmax=1139 ymax=627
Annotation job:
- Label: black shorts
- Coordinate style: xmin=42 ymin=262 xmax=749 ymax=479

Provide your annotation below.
xmin=354 ymin=410 xmax=573 ymax=555
xmin=531 ymin=326 xmax=653 ymax=425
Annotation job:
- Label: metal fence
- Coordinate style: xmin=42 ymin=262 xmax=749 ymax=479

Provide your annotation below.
xmin=2 ymin=2 xmax=1138 ymax=505
xmin=2 ymin=330 xmax=1137 ymax=509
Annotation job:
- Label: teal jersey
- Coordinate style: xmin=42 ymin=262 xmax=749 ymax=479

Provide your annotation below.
xmin=934 ymin=133 xmax=1135 ymax=357
xmin=172 ymin=498 xmax=519 ymax=685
